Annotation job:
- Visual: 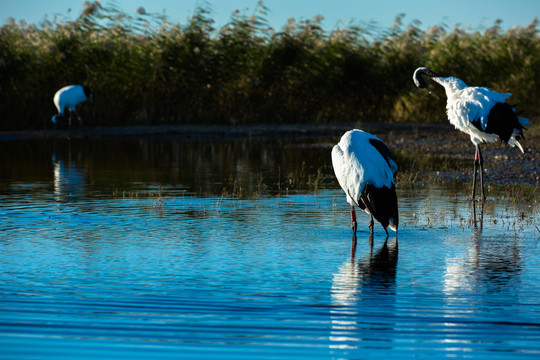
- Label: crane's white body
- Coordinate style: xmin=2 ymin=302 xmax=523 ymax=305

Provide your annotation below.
xmin=332 ymin=130 xmax=398 ymax=233
xmin=52 ymin=85 xmax=92 ymax=125
xmin=332 ymin=130 xmax=397 ymax=206
xmin=413 ymin=67 xmax=529 ymax=200
xmin=429 ymin=76 xmax=528 ymax=152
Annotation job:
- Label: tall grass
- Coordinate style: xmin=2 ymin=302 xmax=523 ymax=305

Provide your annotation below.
xmin=1 ymin=1 xmax=538 ymax=130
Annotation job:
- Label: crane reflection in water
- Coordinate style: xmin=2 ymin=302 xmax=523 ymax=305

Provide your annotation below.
xmin=330 ymin=236 xmax=398 ymax=352
xmin=52 ymin=145 xmax=86 ymax=203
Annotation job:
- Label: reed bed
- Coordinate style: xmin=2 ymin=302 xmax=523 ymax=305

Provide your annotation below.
xmin=1 ymin=1 xmax=538 ymax=130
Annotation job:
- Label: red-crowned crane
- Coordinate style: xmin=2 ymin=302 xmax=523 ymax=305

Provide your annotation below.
xmin=332 ymin=130 xmax=399 ymax=242
xmin=52 ymin=85 xmax=93 ymax=127
xmin=413 ymin=67 xmax=529 ymax=200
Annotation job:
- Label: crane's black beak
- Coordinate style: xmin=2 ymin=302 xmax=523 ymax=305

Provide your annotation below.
xmin=426 ymin=88 xmax=440 ymax=100
xmin=413 ymin=67 xmax=441 ymax=100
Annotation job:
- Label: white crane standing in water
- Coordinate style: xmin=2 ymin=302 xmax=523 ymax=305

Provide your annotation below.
xmin=52 ymin=85 xmax=93 ymax=127
xmin=332 ymin=130 xmax=399 ymax=242
xmin=413 ymin=67 xmax=529 ymax=200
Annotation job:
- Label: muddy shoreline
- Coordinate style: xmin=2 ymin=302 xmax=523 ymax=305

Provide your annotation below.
xmin=0 ymin=122 xmax=452 ymax=141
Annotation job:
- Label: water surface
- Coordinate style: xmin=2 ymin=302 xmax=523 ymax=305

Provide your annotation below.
xmin=1 ymin=137 xmax=539 ymax=359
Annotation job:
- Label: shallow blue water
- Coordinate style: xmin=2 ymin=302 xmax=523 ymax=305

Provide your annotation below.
xmin=0 ymin=138 xmax=539 ymax=359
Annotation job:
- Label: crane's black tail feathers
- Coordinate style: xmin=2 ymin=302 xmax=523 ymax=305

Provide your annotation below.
xmin=359 ymin=184 xmax=399 ymax=232
xmin=476 ymin=102 xmax=529 ymax=145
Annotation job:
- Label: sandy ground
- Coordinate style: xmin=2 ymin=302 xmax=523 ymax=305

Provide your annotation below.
xmin=1 ymin=122 xmax=538 ymax=186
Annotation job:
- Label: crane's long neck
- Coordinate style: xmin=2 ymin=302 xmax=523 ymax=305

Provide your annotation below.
xmin=431 ymin=76 xmax=468 ymax=98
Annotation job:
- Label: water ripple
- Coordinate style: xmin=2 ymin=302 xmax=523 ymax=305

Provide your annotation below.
xmin=1 ymin=138 xmax=539 ymax=359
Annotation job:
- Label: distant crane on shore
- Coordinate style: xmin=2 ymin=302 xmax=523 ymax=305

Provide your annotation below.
xmin=332 ymin=130 xmax=399 ymax=247
xmin=52 ymin=85 xmax=93 ymax=127
xmin=413 ymin=67 xmax=529 ymax=200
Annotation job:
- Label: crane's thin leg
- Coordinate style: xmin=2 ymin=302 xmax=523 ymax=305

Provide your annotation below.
xmin=478 ymin=145 xmax=485 ymax=200
xmin=472 ymin=146 xmax=479 ymax=200
xmin=75 ymin=112 xmax=83 ymax=127
xmin=473 ymin=200 xmax=478 ymax=229
xmin=479 ymin=199 xmax=484 ymax=230
xmin=68 ymin=110 xmax=73 ymax=127
xmin=350 ymin=206 xmax=357 ymax=235
xmin=350 ymin=206 xmax=358 ymax=258
xmin=368 ymin=214 xmax=374 ymax=235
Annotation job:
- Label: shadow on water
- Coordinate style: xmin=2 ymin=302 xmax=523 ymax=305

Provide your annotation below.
xmin=330 ymin=236 xmax=399 ymax=351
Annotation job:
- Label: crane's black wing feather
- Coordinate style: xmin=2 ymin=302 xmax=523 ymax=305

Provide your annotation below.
xmin=369 ymin=138 xmax=397 ymax=174
xmin=470 ymin=102 xmax=525 ymax=143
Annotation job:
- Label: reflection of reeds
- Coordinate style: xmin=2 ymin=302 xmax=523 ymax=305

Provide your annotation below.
xmin=1 ymin=2 xmax=538 ymax=130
